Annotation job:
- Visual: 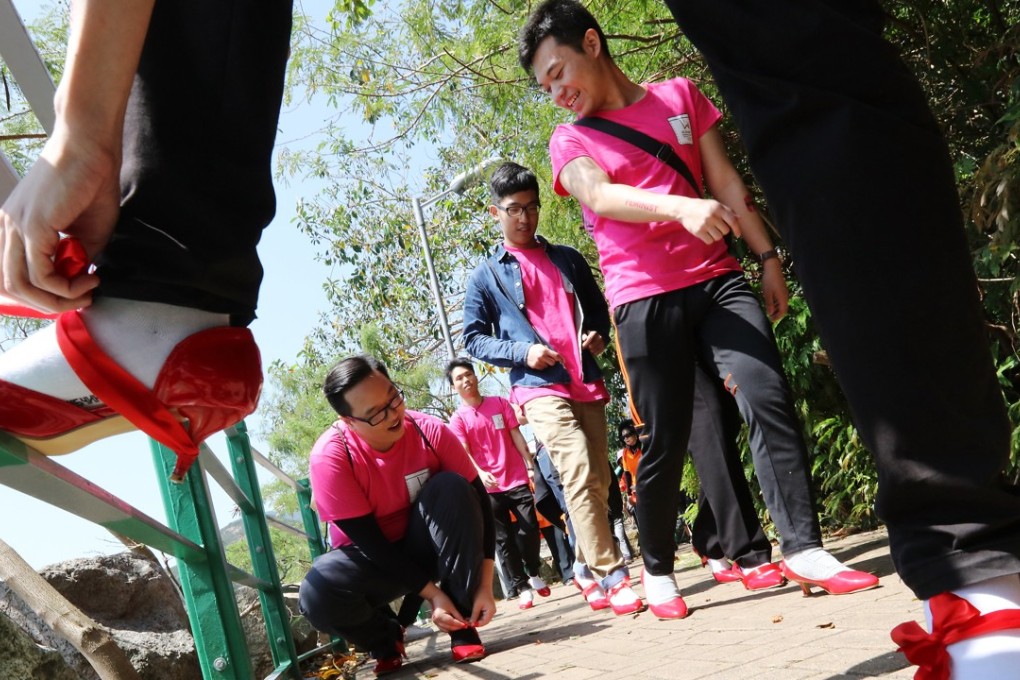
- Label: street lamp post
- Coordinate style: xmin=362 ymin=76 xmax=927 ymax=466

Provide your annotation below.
xmin=411 ymin=157 xmax=501 ymax=359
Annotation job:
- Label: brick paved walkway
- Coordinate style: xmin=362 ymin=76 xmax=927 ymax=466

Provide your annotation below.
xmin=384 ymin=528 xmax=921 ymax=679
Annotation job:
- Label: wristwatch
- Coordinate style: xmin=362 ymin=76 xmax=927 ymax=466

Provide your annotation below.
xmin=756 ymin=248 xmax=781 ymax=265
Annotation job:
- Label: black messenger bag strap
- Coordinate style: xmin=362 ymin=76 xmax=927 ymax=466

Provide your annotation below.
xmin=573 ymin=116 xmax=702 ymax=197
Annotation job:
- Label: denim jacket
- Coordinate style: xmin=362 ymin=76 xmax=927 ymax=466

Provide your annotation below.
xmin=462 ymin=237 xmax=610 ymax=389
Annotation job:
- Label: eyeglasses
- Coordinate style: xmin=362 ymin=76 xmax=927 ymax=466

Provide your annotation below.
xmin=622 ymin=432 xmax=638 ymax=439
xmin=495 ymin=201 xmax=541 ymax=218
xmin=348 ymin=389 xmax=405 ymax=427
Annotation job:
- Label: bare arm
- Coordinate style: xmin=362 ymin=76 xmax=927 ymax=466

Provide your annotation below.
xmin=0 ymin=0 xmax=155 ymax=311
xmin=558 ymin=154 xmax=742 ymax=244
xmin=509 ymin=427 xmax=535 ymax=477
xmin=459 ymin=438 xmax=498 ymax=489
xmin=699 ymin=128 xmax=788 ymax=321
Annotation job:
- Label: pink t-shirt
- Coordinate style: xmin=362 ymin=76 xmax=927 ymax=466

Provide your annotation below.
xmin=504 ymin=244 xmax=609 ymax=406
xmin=448 ymin=396 xmax=528 ymax=493
xmin=309 ymin=411 xmax=477 ymax=548
xmin=549 ymin=78 xmax=742 ymax=310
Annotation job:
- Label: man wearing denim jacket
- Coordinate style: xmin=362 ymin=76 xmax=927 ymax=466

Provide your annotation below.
xmin=461 ymin=161 xmax=644 ymax=616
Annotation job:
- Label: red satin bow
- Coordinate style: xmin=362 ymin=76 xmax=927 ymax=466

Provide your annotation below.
xmin=0 ymin=237 xmax=90 ymax=319
xmin=891 ymin=591 xmax=1020 ymax=680
xmin=53 ymin=236 xmax=90 ymax=279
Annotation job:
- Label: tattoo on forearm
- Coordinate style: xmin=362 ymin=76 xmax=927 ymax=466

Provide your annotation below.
xmin=743 ymin=194 xmax=756 ymax=213
xmin=625 ymin=199 xmax=658 ymax=213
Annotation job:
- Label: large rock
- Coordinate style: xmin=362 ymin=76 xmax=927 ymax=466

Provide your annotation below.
xmin=2 ymin=551 xmax=319 ymax=680
xmin=0 ymin=551 xmax=200 ymax=680
xmin=0 ymin=612 xmax=79 ymax=680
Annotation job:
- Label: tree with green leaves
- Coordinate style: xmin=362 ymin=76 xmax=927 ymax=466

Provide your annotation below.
xmin=268 ymin=0 xmax=1018 ymax=539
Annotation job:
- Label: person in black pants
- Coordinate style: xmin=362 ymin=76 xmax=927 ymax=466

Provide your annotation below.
xmin=519 ymin=0 xmax=878 ymax=620
xmin=299 ymin=356 xmax=495 ymax=673
xmin=0 ymin=0 xmax=291 ymax=481
xmin=663 ymin=1 xmax=1020 ymax=676
xmin=688 ymin=364 xmax=778 ymax=589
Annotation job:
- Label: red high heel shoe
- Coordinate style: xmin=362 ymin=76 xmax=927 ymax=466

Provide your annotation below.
xmin=781 ymin=559 xmax=879 ymax=596
xmin=739 ymin=563 xmax=787 ymax=591
xmin=573 ymin=575 xmax=610 ymax=611
xmin=0 ymin=237 xmax=261 ymax=481
xmin=0 ymin=311 xmax=262 ymax=482
xmin=700 ymin=555 xmax=744 ymax=584
xmin=451 ymin=643 xmax=487 ymax=663
xmin=640 ymin=568 xmax=689 ymax=619
xmin=892 ymin=591 xmax=1020 ymax=680
xmin=373 ymin=638 xmax=407 ymax=676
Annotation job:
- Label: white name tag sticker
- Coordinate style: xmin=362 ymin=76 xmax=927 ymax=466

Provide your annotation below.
xmin=405 ymin=468 xmax=430 ymax=503
xmin=491 ymin=414 xmax=505 ymax=430
xmin=668 ymin=114 xmax=693 ymax=145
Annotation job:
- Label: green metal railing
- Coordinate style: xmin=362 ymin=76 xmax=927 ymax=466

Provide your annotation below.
xmin=0 ymin=421 xmax=342 ymax=680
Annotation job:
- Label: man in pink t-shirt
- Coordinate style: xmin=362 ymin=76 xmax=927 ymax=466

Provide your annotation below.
xmin=461 ymin=161 xmax=645 ymax=617
xmin=518 ymin=0 xmax=878 ymax=620
xmin=447 ymin=357 xmax=551 ymax=610
xmin=299 ymin=355 xmax=495 ymax=672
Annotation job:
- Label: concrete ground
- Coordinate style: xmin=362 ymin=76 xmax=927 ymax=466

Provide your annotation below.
xmin=380 ymin=528 xmax=922 ymax=680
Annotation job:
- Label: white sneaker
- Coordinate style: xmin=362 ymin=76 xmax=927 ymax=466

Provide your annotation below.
xmin=518 ymin=588 xmax=535 ymax=610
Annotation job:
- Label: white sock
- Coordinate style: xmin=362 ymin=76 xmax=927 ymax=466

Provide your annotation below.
xmin=925 ymin=574 xmax=1020 ymax=679
xmin=783 ymin=547 xmax=847 ymax=579
xmin=642 ymin=570 xmax=681 ymax=606
xmin=0 ymin=298 xmax=229 ymax=404
xmin=707 ymin=558 xmax=732 ymax=573
xmin=608 ymin=580 xmax=641 ymax=605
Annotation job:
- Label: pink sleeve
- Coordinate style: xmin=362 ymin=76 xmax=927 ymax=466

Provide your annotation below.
xmin=500 ymin=397 xmax=520 ymax=430
xmin=308 ymin=437 xmax=372 ymax=523
xmin=550 ymin=124 xmax=592 ymax=196
xmin=448 ymin=412 xmax=466 ymax=443
xmin=686 ymin=80 xmax=723 ymax=139
xmin=430 ymin=420 xmax=479 ymax=482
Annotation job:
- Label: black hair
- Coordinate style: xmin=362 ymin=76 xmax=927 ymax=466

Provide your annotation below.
xmin=518 ymin=0 xmax=610 ymax=74
xmin=323 ymin=355 xmax=391 ymax=416
xmin=489 ymin=161 xmax=540 ymax=203
xmin=445 ymin=357 xmax=475 ymax=385
xmin=617 ymin=419 xmax=637 ymax=442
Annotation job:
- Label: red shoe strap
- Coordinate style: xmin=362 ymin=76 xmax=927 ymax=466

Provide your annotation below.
xmin=0 ymin=238 xmax=89 ymax=321
xmin=56 ymin=311 xmax=198 ymax=457
xmin=0 ymin=298 xmax=58 ymax=319
xmin=891 ymin=591 xmax=1020 ymax=680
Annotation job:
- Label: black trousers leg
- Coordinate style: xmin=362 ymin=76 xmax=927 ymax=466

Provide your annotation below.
xmin=615 ymin=289 xmax=697 ymax=576
xmin=504 ymin=484 xmax=544 ymax=577
xmin=689 ymin=363 xmax=772 ymax=567
xmin=664 ymin=0 xmax=1020 ymax=598
xmin=99 ymin=0 xmax=292 ymax=325
xmin=490 ymin=490 xmax=527 ymax=593
xmin=298 ymin=472 xmax=485 ymax=655
xmin=405 ymin=472 xmax=486 ymax=619
xmin=298 ymin=549 xmax=404 ymax=657
xmin=541 ymin=525 xmax=575 ymax=582
xmin=695 ymin=273 xmax=822 ymax=555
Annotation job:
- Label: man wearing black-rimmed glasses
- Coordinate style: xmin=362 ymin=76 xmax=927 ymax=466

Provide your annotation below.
xmin=460 ymin=161 xmax=645 ymax=616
